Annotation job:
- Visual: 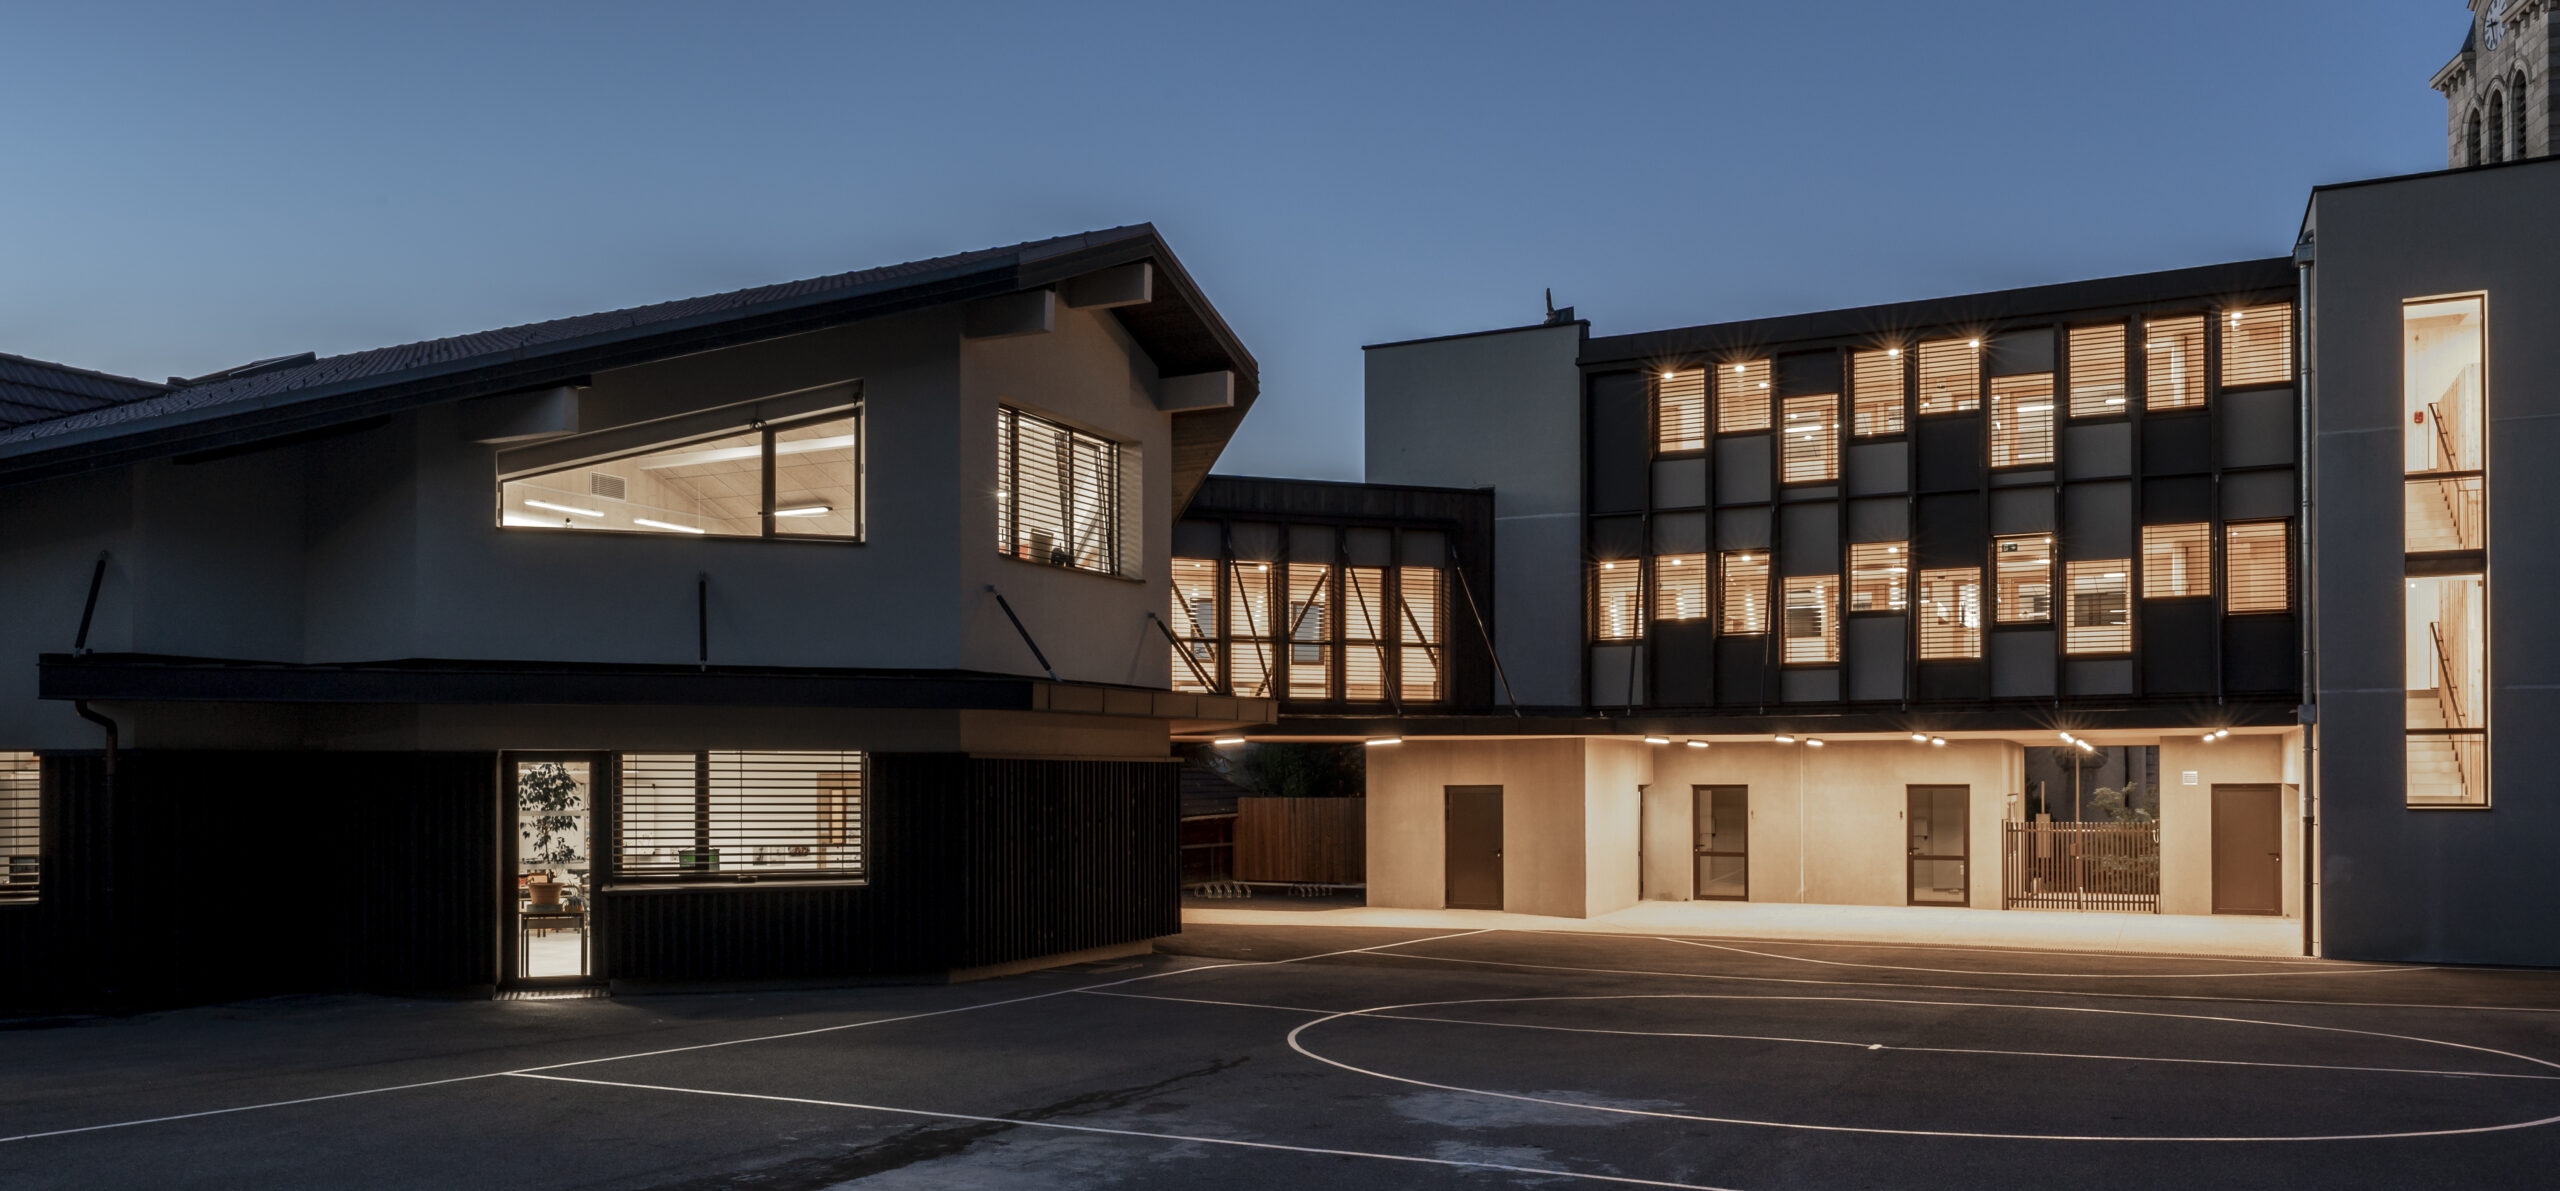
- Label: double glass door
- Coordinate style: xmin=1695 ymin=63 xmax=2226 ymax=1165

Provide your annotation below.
xmin=1907 ymin=786 xmax=1969 ymax=905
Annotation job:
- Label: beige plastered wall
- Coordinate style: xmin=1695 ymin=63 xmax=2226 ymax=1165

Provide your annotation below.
xmin=1366 ymin=737 xmax=1653 ymax=918
xmin=2157 ymin=731 xmax=2302 ymax=918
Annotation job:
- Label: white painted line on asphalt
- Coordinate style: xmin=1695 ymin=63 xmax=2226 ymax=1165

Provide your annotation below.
xmin=508 ymin=1070 xmax=1742 ymax=1190
xmin=0 ymin=1073 xmax=505 ymax=1146
xmin=1516 ymin=929 xmax=2352 ymax=966
xmin=1665 ymin=938 xmax=2437 ymax=979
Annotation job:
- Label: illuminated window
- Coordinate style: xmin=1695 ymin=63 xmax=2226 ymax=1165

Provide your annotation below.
xmin=2067 ymin=323 xmax=2129 ymax=417
xmin=1852 ymin=347 xmax=1906 ymax=436
xmin=2141 ymin=523 xmax=2211 ymax=599
xmin=2144 ymin=315 xmax=2207 ymax=410
xmin=995 ymin=406 xmax=1132 ymax=574
xmin=1342 ymin=566 xmax=1389 ymax=702
xmin=1286 ymin=563 xmax=1334 ymax=700
xmin=1783 ymin=575 xmax=1838 ymax=664
xmin=1656 ymin=368 xmax=1707 ymax=453
xmin=1716 ymin=360 xmax=1772 ymax=433
xmin=1780 ymin=393 xmax=1839 ymax=482
xmin=0 ymin=752 xmax=35 ymax=903
xmin=504 ymin=408 xmax=861 ymax=541
xmin=1653 ymin=553 xmax=1709 ymax=622
xmin=616 ymin=751 xmax=866 ymax=882
xmin=1848 ymin=542 xmax=1908 ymax=612
xmin=1917 ymin=568 xmax=1981 ymax=658
xmin=1915 ymin=338 xmax=1981 ymax=414
xmin=1989 ymin=373 xmax=2055 ymax=467
xmin=2226 ymin=522 xmax=2289 ymax=613
xmin=1992 ymin=534 xmax=2052 ymax=623
xmin=1169 ymin=557 xmax=1221 ymax=693
xmin=1227 ymin=561 xmax=1276 ymax=698
xmin=2221 ymin=305 xmax=2293 ymax=387
xmin=1398 ymin=566 xmax=1445 ymax=702
xmin=2407 ymin=572 xmax=2486 ymax=807
xmin=1592 ymin=560 xmax=1644 ymax=642
xmin=1720 ymin=552 xmax=1770 ymax=634
xmin=2404 ymin=296 xmax=2485 ymax=553
xmin=2064 ymin=561 xmax=2131 ymax=654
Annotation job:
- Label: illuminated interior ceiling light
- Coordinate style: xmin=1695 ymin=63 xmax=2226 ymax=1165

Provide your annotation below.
xmin=2019 ymin=404 xmax=2054 ymax=413
xmin=1213 ymin=737 xmax=1247 ymax=746
xmin=2079 ymin=740 xmax=2097 ymax=753
xmin=2201 ymin=732 xmax=2218 ymax=742
xmin=1912 ymin=733 xmax=1930 ymax=743
xmin=1644 ymin=736 xmax=1670 ymax=745
xmin=773 ymin=505 xmax=834 ymax=517
xmin=1887 ymin=348 xmax=1901 ymax=357
xmin=2106 ymin=397 xmax=2126 ymax=405
xmin=526 ymin=499 xmax=603 ymax=518
xmin=1257 ymin=563 xmax=1270 ymax=572
xmin=1686 ymin=740 xmax=1710 ymax=749
xmin=2059 ymin=732 xmax=2075 ymax=742
xmin=1968 ymin=339 xmax=1981 ymax=348
xmin=1662 ymin=371 xmax=1677 ymax=379
xmin=2215 ymin=728 xmax=2231 ymax=739
xmin=1364 ymin=737 xmax=1402 ymax=747
xmin=1759 ymin=381 xmax=1770 ymax=389
xmin=1668 ymin=558 xmax=1682 ymax=566
xmin=1733 ymin=364 xmax=1746 ymax=373
xmin=634 ymin=518 xmax=706 ymax=534
xmin=1930 ymin=736 xmax=1948 ymax=747
xmin=1602 ymin=562 xmax=1615 ymax=571
xmin=1804 ymin=739 xmax=1825 ymax=748
xmin=1775 ymin=734 xmax=1796 ymax=744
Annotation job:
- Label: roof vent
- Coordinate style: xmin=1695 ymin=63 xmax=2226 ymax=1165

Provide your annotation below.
xmin=168 ymin=352 xmax=317 ymax=387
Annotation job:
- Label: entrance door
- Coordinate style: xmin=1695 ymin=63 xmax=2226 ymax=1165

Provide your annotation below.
xmin=1907 ymin=786 xmax=1969 ymax=906
xmin=2212 ymin=784 xmax=2283 ymax=915
xmin=1444 ymin=786 xmax=1503 ymax=910
xmin=1692 ymin=786 xmax=1748 ymax=900
xmin=510 ymin=756 xmax=599 ymax=983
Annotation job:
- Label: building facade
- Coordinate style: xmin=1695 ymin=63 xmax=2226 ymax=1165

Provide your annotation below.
xmin=2435 ymin=0 xmax=2552 ymax=165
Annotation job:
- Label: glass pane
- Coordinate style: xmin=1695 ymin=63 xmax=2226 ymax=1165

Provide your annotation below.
xmin=1709 ymin=788 xmax=1748 ymax=852
xmin=1656 ymin=369 xmax=1706 ymax=452
xmin=1911 ymin=859 xmax=1967 ymax=904
xmin=771 ymin=415 xmax=859 ymax=537
xmin=515 ymin=759 xmax=591 ymax=979
xmin=503 ymin=428 xmax=764 ymax=537
xmin=1989 ymin=373 xmax=2055 ymax=467
xmin=2404 ymin=297 xmax=2483 ymax=477
xmin=2404 ymin=477 xmax=2484 ymax=553
xmin=1697 ymin=854 xmax=1747 ymax=899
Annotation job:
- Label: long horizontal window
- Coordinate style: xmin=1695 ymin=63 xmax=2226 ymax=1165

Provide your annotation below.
xmin=616 ymin=751 xmax=865 ymax=882
xmin=1 ymin=752 xmax=34 ymax=904
xmin=502 ymin=409 xmax=861 ymax=540
xmin=998 ymin=407 xmax=1136 ymax=577
xmin=1657 ymin=368 xmax=1707 ymax=453
xmin=2065 ymin=560 xmax=2132 ymax=654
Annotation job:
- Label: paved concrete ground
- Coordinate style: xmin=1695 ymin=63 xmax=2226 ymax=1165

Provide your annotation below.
xmin=6 ymin=924 xmax=2559 ymax=1189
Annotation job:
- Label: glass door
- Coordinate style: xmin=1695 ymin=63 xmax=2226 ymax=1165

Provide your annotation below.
xmin=1907 ymin=785 xmax=1969 ymax=906
xmin=1692 ymin=786 xmax=1748 ymax=900
xmin=511 ymin=756 xmax=597 ymax=982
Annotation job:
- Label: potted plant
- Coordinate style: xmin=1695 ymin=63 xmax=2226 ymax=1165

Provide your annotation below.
xmin=519 ymin=762 xmax=585 ymax=907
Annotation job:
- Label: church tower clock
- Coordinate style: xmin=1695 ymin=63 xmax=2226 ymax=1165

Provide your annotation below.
xmin=2431 ymin=0 xmax=2551 ymax=166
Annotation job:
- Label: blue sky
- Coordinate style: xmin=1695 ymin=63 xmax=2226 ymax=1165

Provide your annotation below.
xmin=1 ymin=1 xmax=2454 ymax=479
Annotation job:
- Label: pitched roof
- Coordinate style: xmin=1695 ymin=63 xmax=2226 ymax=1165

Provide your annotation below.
xmin=0 ymin=352 xmax=170 ymax=432
xmin=0 ymin=224 xmax=1259 ymax=507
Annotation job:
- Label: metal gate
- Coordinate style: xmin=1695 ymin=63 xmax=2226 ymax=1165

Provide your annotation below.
xmin=2002 ymin=821 xmax=2160 ymax=913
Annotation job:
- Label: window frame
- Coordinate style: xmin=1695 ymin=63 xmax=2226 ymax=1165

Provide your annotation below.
xmin=0 ymin=751 xmax=36 ymax=906
xmin=2219 ymin=304 xmax=2295 ymax=389
xmin=1715 ymin=360 xmax=1774 ymax=435
xmin=1781 ymin=574 xmax=1839 ymax=665
xmin=1914 ymin=337 xmax=1983 ymax=416
xmin=2142 ymin=314 xmax=2209 ymax=411
xmin=1987 ymin=373 xmax=2056 ymax=468
xmin=608 ymin=750 xmax=870 ymax=887
xmin=2066 ymin=322 xmax=2131 ymax=419
xmin=2224 ymin=520 xmax=2291 ymax=615
xmin=1916 ymin=567 xmax=1983 ymax=659
xmin=1780 ymin=392 xmax=1841 ymax=483
xmin=1992 ymin=534 xmax=2053 ymax=624
xmin=2063 ymin=559 xmax=2134 ymax=656
xmin=1847 ymin=541 xmax=1909 ymax=614
xmin=997 ymin=405 xmax=1136 ymax=579
xmin=1591 ymin=558 xmax=1646 ymax=642
xmin=497 ymin=403 xmax=865 ymax=544
xmin=2140 ymin=523 xmax=2214 ymax=601
xmin=1655 ymin=367 xmax=1709 ymax=454
xmin=1850 ymin=347 xmax=1907 ymax=438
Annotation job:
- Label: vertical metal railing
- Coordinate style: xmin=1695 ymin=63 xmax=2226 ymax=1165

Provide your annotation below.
xmin=2002 ymin=822 xmax=2161 ymax=913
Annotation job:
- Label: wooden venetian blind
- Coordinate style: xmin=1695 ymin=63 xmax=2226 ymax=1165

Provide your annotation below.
xmin=1716 ymin=360 xmax=1773 ymax=433
xmin=2141 ymin=523 xmax=2211 ymax=598
xmin=1917 ymin=567 xmax=1981 ymax=658
xmin=1989 ymin=373 xmax=2055 ymax=467
xmin=2144 ymin=315 xmax=2208 ymax=410
xmin=1780 ymin=393 xmax=1839 ymax=482
xmin=1226 ymin=561 xmax=1276 ymax=698
xmin=1992 ymin=534 xmax=2052 ymax=623
xmin=2226 ymin=521 xmax=2290 ymax=613
xmin=1398 ymin=566 xmax=1445 ymax=702
xmin=1852 ymin=347 xmax=1906 ymax=436
xmin=1592 ymin=560 xmax=1644 ymax=641
xmin=998 ymin=407 xmax=1125 ymax=575
xmin=1653 ymin=553 xmax=1709 ymax=622
xmin=2067 ymin=324 xmax=2130 ymax=417
xmin=0 ymin=752 xmax=35 ymax=903
xmin=1657 ymin=368 xmax=1708 ymax=453
xmin=1782 ymin=574 xmax=1839 ymax=664
xmin=615 ymin=751 xmax=866 ymax=881
xmin=1286 ymin=563 xmax=1334 ymax=700
xmin=1915 ymin=338 xmax=1981 ymax=414
xmin=2221 ymin=304 xmax=2293 ymax=388
xmin=2064 ymin=560 xmax=2132 ymax=654
xmin=1848 ymin=541 xmax=1907 ymax=612
xmin=1169 ymin=557 xmax=1220 ymax=693
xmin=1720 ymin=551 xmax=1770 ymax=634
xmin=1342 ymin=566 xmax=1389 ymax=702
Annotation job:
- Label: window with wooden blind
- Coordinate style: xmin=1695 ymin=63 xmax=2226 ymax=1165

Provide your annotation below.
xmin=1398 ymin=566 xmax=1445 ymax=702
xmin=2067 ymin=323 xmax=2130 ymax=417
xmin=2143 ymin=315 xmax=2207 ymax=410
xmin=1654 ymin=553 xmax=1709 ymax=622
xmin=2221 ymin=304 xmax=2293 ymax=388
xmin=1780 ymin=393 xmax=1839 ymax=482
xmin=1988 ymin=373 xmax=2055 ymax=467
xmin=1917 ymin=567 xmax=1981 ymax=658
xmin=1592 ymin=560 xmax=1644 ymax=641
xmin=998 ymin=407 xmax=1136 ymax=577
xmin=1852 ymin=347 xmax=1906 ymax=436
xmin=1915 ymin=338 xmax=1981 ymax=414
xmin=1848 ymin=542 xmax=1908 ymax=612
xmin=1657 ymin=368 xmax=1707 ymax=452
xmin=1342 ymin=566 xmax=1390 ymax=701
xmin=1721 ymin=552 xmax=1770 ymax=634
xmin=2064 ymin=561 xmax=2132 ymax=653
xmin=1227 ymin=561 xmax=1276 ymax=698
xmin=1170 ymin=558 xmax=1221 ymax=693
xmin=2226 ymin=521 xmax=2289 ymax=613
xmin=1783 ymin=575 xmax=1839 ymax=664
xmin=0 ymin=752 xmax=35 ymax=903
xmin=1286 ymin=563 xmax=1334 ymax=700
xmin=615 ymin=751 xmax=865 ymax=882
xmin=2141 ymin=523 xmax=2211 ymax=599
xmin=1716 ymin=361 xmax=1772 ymax=433
xmin=1993 ymin=534 xmax=2052 ymax=623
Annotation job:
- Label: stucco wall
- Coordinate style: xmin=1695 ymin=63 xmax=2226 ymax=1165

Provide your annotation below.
xmin=2156 ymin=734 xmax=2299 ymax=918
xmin=1365 ymin=737 xmax=1591 ymax=916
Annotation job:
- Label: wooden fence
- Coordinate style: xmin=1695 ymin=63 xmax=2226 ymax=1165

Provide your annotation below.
xmin=2002 ymin=821 xmax=2160 ymax=913
xmin=1236 ymin=797 xmax=1365 ymax=884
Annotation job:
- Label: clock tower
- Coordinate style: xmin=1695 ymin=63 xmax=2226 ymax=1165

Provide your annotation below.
xmin=2433 ymin=1 xmax=2552 ymax=165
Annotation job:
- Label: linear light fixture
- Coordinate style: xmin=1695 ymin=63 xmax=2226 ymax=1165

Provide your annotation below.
xmin=1644 ymin=736 xmax=1670 ymax=745
xmin=1805 ymin=739 xmax=1825 ymax=748
xmin=1686 ymin=740 xmax=1710 ymax=749
xmin=634 ymin=518 xmax=707 ymax=534
xmin=1911 ymin=733 xmax=1930 ymax=743
xmin=526 ymin=499 xmax=603 ymax=518
xmin=773 ymin=505 xmax=834 ymax=517
xmin=1775 ymin=734 xmax=1796 ymax=744
xmin=1213 ymin=737 xmax=1247 ymax=746
xmin=1931 ymin=737 xmax=1948 ymax=747
xmin=1365 ymin=737 xmax=1402 ymax=747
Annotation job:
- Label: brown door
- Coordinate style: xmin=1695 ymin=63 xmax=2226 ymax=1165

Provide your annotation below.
xmin=2212 ymin=784 xmax=2283 ymax=915
xmin=1907 ymin=786 xmax=1969 ymax=905
xmin=1445 ymin=786 xmax=1503 ymax=909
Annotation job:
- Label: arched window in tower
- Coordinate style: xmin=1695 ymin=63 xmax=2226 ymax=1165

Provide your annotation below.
xmin=2516 ymin=73 xmax=2534 ymax=159
xmin=2467 ymin=108 xmax=2484 ymax=167
xmin=2486 ymin=91 xmax=2507 ymax=163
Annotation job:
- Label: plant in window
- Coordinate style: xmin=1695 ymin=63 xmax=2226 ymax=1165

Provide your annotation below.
xmin=519 ymin=761 xmax=586 ymax=877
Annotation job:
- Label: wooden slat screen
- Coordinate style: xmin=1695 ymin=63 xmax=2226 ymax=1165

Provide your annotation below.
xmin=1848 ymin=541 xmax=1907 ymax=612
xmin=1226 ymin=561 xmax=1276 ymax=698
xmin=1657 ymin=368 xmax=1707 ymax=452
xmin=616 ymin=751 xmax=865 ymax=881
xmin=998 ymin=407 xmax=1124 ymax=575
xmin=1917 ymin=567 xmax=1981 ymax=658
xmin=1716 ymin=360 xmax=1773 ymax=433
xmin=1916 ymin=338 xmax=1981 ymax=414
xmin=1721 ymin=551 xmax=1770 ymax=634
xmin=1234 ymin=797 xmax=1365 ymax=884
xmin=1781 ymin=393 xmax=1839 ymax=482
xmin=1852 ymin=347 xmax=1906 ymax=436
xmin=1653 ymin=553 xmax=1709 ymax=621
xmin=2141 ymin=523 xmax=2211 ymax=599
xmin=2064 ymin=560 xmax=2132 ymax=654
xmin=1783 ymin=574 xmax=1839 ymax=664
xmin=2067 ymin=323 xmax=2130 ymax=417
xmin=1286 ymin=563 xmax=1333 ymax=700
xmin=2143 ymin=315 xmax=2207 ymax=410
xmin=2221 ymin=304 xmax=2293 ymax=388
xmin=1592 ymin=560 xmax=1643 ymax=641
xmin=1398 ymin=566 xmax=1444 ymax=701
xmin=1169 ymin=557 xmax=1220 ymax=692
xmin=1993 ymin=534 xmax=2052 ymax=623
xmin=0 ymin=752 xmax=34 ymax=903
xmin=1343 ymin=566 xmax=1389 ymax=702
xmin=2226 ymin=521 xmax=2290 ymax=613
xmin=1989 ymin=373 xmax=2056 ymax=467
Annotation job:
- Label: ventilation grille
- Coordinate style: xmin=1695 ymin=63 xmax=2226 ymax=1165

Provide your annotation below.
xmin=589 ymin=472 xmax=627 ymax=501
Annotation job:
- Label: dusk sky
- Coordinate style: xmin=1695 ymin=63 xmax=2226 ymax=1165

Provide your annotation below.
xmin=3 ymin=2 xmax=2452 ymax=480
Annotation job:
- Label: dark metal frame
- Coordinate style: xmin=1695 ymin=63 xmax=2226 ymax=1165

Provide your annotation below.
xmin=1690 ymin=784 xmax=1748 ymax=901
xmin=1905 ymin=784 xmax=1970 ymax=907
xmin=501 ymin=750 xmax=612 ymax=988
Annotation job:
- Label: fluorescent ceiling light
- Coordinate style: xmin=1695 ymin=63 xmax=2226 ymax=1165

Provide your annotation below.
xmin=1912 ymin=733 xmax=1930 ymax=743
xmin=773 ymin=505 xmax=834 ymax=517
xmin=1644 ymin=736 xmax=1670 ymax=745
xmin=1365 ymin=737 xmax=1402 ymax=747
xmin=634 ymin=518 xmax=707 ymax=534
xmin=1686 ymin=740 xmax=1710 ymax=749
xmin=1805 ymin=739 xmax=1825 ymax=748
xmin=1213 ymin=737 xmax=1247 ymax=746
xmin=1775 ymin=734 xmax=1796 ymax=744
xmin=526 ymin=499 xmax=603 ymax=518
xmin=1931 ymin=737 xmax=1948 ymax=747
xmin=2018 ymin=404 xmax=2054 ymax=413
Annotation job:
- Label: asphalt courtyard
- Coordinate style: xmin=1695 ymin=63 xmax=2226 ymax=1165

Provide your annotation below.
xmin=6 ymin=925 xmax=2560 ymax=1189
